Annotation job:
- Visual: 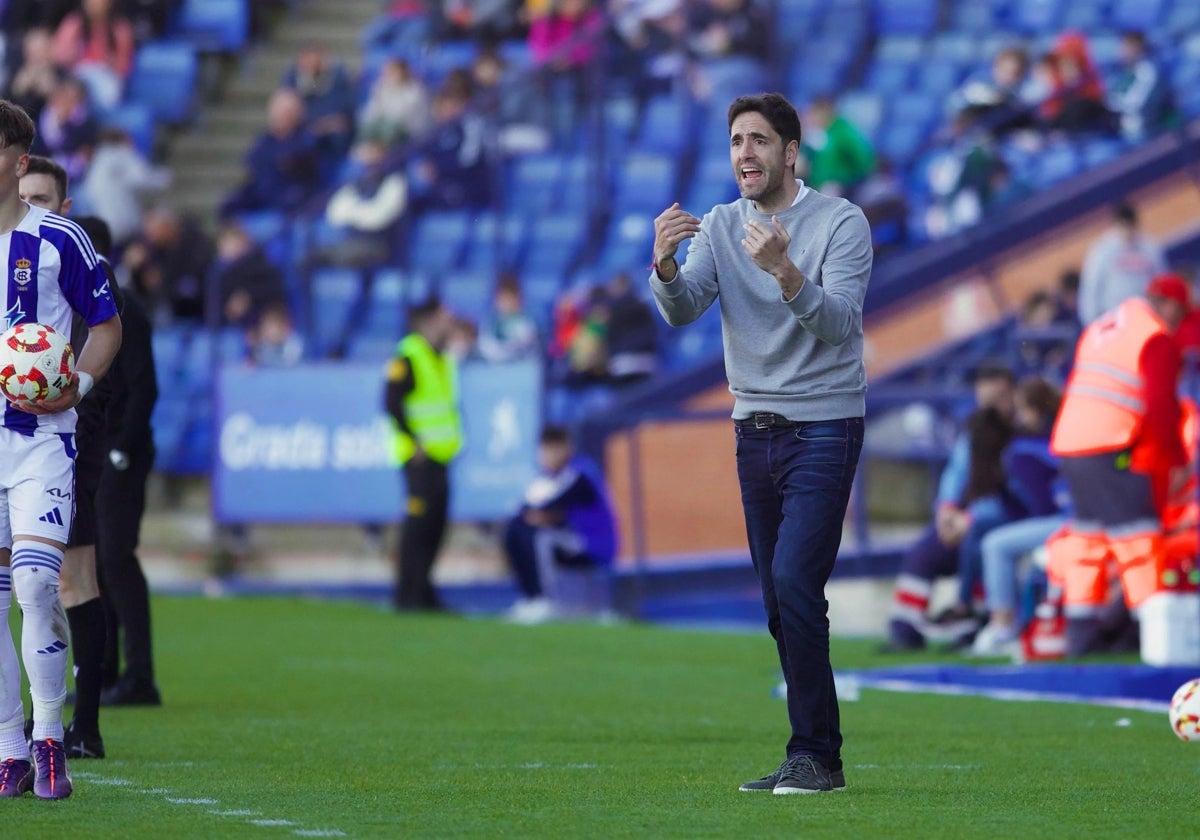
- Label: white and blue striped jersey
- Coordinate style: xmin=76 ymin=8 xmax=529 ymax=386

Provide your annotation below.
xmin=0 ymin=204 xmax=118 ymax=435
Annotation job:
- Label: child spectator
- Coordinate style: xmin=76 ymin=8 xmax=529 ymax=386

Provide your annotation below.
xmin=478 ymin=274 xmax=541 ymax=363
xmin=355 ymin=58 xmax=429 ymax=151
xmin=1108 ymin=30 xmax=1177 ymax=142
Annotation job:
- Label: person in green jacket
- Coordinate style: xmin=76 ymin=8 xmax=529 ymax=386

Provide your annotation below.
xmin=803 ymin=96 xmax=876 ymax=199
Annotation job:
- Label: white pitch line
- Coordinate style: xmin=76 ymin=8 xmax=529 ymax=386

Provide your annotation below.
xmin=293 ymin=831 xmax=348 ymax=838
xmin=249 ymin=819 xmax=296 ymax=827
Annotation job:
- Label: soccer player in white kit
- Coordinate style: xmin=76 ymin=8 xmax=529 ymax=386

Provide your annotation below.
xmin=0 ymin=100 xmax=121 ymax=800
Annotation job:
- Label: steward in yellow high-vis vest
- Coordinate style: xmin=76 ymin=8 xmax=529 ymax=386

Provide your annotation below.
xmin=384 ymin=298 xmax=462 ymax=611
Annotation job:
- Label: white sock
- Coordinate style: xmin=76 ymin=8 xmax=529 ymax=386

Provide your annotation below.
xmin=0 ymin=567 xmax=29 ymax=761
xmin=11 ymin=542 xmax=68 ymax=743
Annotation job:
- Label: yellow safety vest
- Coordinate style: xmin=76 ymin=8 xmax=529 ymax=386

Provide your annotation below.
xmin=389 ymin=333 xmax=463 ymax=466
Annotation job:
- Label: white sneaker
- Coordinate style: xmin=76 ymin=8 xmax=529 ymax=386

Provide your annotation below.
xmin=505 ymin=597 xmax=555 ymax=625
xmin=970 ymin=622 xmax=1019 ymax=657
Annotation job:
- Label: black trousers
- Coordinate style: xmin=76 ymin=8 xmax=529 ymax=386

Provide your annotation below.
xmin=395 ymin=458 xmax=450 ymax=609
xmin=95 ymin=444 xmax=156 ymax=683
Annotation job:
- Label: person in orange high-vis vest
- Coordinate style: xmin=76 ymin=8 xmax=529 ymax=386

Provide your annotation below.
xmin=1050 ymin=274 xmax=1192 ymax=656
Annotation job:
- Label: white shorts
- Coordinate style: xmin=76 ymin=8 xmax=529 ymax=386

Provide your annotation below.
xmin=0 ymin=428 xmax=76 ymax=550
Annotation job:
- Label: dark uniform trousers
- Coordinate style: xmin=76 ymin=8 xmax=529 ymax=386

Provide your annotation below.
xmin=396 ymin=457 xmax=450 ymax=609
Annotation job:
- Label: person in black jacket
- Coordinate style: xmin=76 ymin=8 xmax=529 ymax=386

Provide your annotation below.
xmin=73 ymin=217 xmax=162 ymax=709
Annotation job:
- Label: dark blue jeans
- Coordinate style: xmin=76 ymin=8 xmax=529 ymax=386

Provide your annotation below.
xmin=735 ymin=416 xmax=864 ymax=767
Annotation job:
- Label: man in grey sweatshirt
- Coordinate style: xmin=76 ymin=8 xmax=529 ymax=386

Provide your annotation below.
xmin=649 ymin=92 xmax=872 ymax=795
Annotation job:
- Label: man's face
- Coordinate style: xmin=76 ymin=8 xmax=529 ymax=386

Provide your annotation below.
xmin=19 ymin=171 xmax=66 ymax=214
xmin=729 ymin=110 xmax=796 ymax=207
xmin=537 ymin=441 xmax=570 ymax=474
xmin=975 ymin=377 xmax=1014 ymax=419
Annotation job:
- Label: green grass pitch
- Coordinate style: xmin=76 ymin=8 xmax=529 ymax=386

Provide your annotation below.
xmin=5 ymin=596 xmax=1200 ymax=838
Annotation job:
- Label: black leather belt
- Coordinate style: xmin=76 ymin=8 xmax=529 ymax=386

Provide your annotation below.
xmin=735 ymin=412 xmax=796 ymax=429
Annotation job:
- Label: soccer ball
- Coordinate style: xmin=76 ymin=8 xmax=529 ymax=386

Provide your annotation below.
xmin=1169 ymin=678 xmax=1200 ymax=741
xmin=0 ymin=323 xmax=75 ymax=404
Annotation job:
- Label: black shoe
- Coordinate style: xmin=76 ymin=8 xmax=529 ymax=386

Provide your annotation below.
xmin=64 ymin=721 xmax=105 ymax=759
xmin=773 ymin=755 xmax=832 ymax=795
xmin=739 ymin=759 xmax=787 ymax=792
xmin=100 ymin=676 xmax=162 ymax=707
xmin=830 ymin=767 xmax=846 ymax=791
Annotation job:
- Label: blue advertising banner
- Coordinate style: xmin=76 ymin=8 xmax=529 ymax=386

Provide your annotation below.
xmin=214 ymin=361 xmax=541 ymax=524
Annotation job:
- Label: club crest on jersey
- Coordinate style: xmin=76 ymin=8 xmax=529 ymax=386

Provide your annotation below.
xmin=13 ymin=258 xmax=32 ymax=287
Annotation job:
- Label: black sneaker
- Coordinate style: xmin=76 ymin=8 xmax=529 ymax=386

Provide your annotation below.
xmin=64 ymin=721 xmax=106 ymax=759
xmin=100 ymin=676 xmax=162 ymax=707
xmin=830 ymin=767 xmax=846 ymax=791
xmin=739 ymin=759 xmax=787 ymax=792
xmin=773 ymin=755 xmax=832 ymax=795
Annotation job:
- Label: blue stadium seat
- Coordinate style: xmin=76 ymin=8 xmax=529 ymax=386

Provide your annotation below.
xmin=877 ymin=120 xmax=928 ymax=165
xmin=419 ymin=41 xmax=478 ymax=84
xmin=1036 ymin=144 xmax=1081 ymax=184
xmin=865 ymin=62 xmax=913 ymax=96
xmin=521 ymin=215 xmax=586 ymax=276
xmin=1060 ymin=0 xmax=1105 ymax=32
xmin=508 ymin=154 xmax=562 ymax=215
xmin=497 ymin=39 xmax=531 ymax=70
xmin=930 ymin=33 xmax=977 ymax=64
xmin=636 ymin=96 xmax=690 ymax=153
xmin=310 ymin=268 xmax=363 ymax=355
xmin=151 ymin=397 xmax=190 ymax=471
xmin=151 ymin=329 xmax=185 ymax=388
xmin=1166 ymin=2 xmax=1200 ymax=36
xmin=1080 ymin=138 xmax=1127 ymax=169
xmin=361 ymin=270 xmax=407 ymax=338
xmin=177 ymin=0 xmax=249 ymax=52
xmin=1012 ymin=0 xmax=1061 ymax=33
xmin=235 ymin=210 xmax=286 ymax=244
xmin=837 ymin=92 xmax=884 ymax=141
xmin=888 ymin=92 xmax=941 ymax=134
xmin=599 ymin=213 xmax=655 ymax=277
xmin=916 ymin=60 xmax=964 ymax=96
xmin=686 ymin=155 xmax=739 ymax=212
xmin=875 ymin=35 xmax=925 ymax=64
xmin=126 ymin=42 xmax=199 ymax=125
xmin=950 ymin=1 xmax=998 ymax=34
xmin=346 ymin=334 xmax=400 ymax=362
xmin=874 ymin=0 xmax=938 ymax=36
xmin=409 ymin=211 xmax=470 ymax=274
xmin=464 ymin=212 xmax=527 ymax=273
xmin=611 ymin=154 xmax=676 ymax=215
xmin=1110 ymin=0 xmax=1167 ymax=32
xmin=775 ymin=0 xmax=828 ymax=39
xmin=787 ymin=58 xmax=843 ymax=100
xmin=442 ymin=270 xmax=493 ymax=324
xmin=519 ymin=271 xmax=562 ymax=334
xmin=100 ymin=103 xmax=155 ymax=156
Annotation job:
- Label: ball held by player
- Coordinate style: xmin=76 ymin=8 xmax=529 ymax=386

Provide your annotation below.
xmin=0 ymin=322 xmax=75 ymax=405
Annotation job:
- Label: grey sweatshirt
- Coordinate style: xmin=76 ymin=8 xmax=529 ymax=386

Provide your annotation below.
xmin=1077 ymin=229 xmax=1166 ymax=325
xmin=649 ymin=188 xmax=872 ymax=420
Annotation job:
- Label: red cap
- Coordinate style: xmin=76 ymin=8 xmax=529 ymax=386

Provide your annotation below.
xmin=1146 ymin=273 xmax=1192 ymax=307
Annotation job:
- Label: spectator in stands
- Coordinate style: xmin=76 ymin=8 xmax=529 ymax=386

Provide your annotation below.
xmin=7 ymin=27 xmax=64 ymax=123
xmin=470 ymin=46 xmax=549 ymax=154
xmin=855 ymin=157 xmax=908 ymax=255
xmin=323 ymin=139 xmax=407 ymax=269
xmin=950 ymin=46 xmax=1036 ymax=139
xmin=80 ymin=126 xmax=171 ymax=246
xmin=686 ymin=0 xmax=769 ymax=100
xmin=122 ymin=205 xmax=215 ymax=325
xmin=923 ymin=112 xmax=1002 ymax=238
xmin=2 ymin=0 xmax=76 ymax=32
xmin=478 ymin=273 xmax=540 ymax=363
xmin=213 ymin=221 xmax=289 ymax=330
xmin=1056 ymin=268 xmax=1081 ymax=324
xmin=120 ymin=0 xmax=174 ymax=41
xmin=885 ymin=363 xmax=1016 ymax=651
xmin=249 ymin=302 xmax=305 ymax=367
xmin=406 ymin=85 xmax=491 ymax=214
xmin=1108 ymin=30 xmax=1176 ymax=143
xmin=281 ymin=41 xmax=357 ymax=166
xmin=1078 ymin=201 xmax=1167 ymax=325
xmin=434 ymin=0 xmax=522 ymax=42
xmin=503 ymin=425 xmax=617 ymax=625
xmin=603 ymin=271 xmax=658 ymax=386
xmin=528 ymin=0 xmax=604 ymax=141
xmin=608 ymin=0 xmax=686 ymax=101
xmin=1038 ymin=32 xmax=1115 ymax=135
xmin=564 ymin=286 xmax=610 ymax=386
xmin=51 ymin=0 xmax=135 ymax=109
xmin=220 ymin=87 xmax=322 ymax=217
xmin=1015 ymin=289 xmax=1076 ymax=376
xmin=34 ymin=76 xmax=97 ymax=182
xmin=971 ymin=377 xmax=1066 ymax=657
xmin=354 ymin=57 xmax=429 ymax=152
xmin=801 ymin=96 xmax=875 ymax=200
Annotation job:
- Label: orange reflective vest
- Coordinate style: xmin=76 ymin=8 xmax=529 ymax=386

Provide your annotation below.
xmin=1051 ymin=297 xmax=1169 ymax=457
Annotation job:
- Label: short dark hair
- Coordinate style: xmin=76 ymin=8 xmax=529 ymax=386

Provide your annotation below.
xmin=1015 ymin=376 xmax=1062 ymax=423
xmin=1120 ymin=29 xmax=1147 ymax=49
xmin=408 ymin=295 xmax=443 ymax=326
xmin=973 ymin=360 xmax=1016 ymax=385
xmin=23 ymin=155 xmax=68 ymax=203
xmin=1113 ymin=201 xmax=1138 ymax=226
xmin=540 ymin=425 xmax=571 ymax=446
xmin=727 ymin=92 xmax=802 ymax=148
xmin=0 ymin=99 xmax=36 ymax=153
xmin=75 ymin=216 xmax=113 ymax=258
xmin=1058 ymin=268 xmax=1080 ymax=293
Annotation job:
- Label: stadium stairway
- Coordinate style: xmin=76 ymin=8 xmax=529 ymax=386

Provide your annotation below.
xmin=167 ymin=0 xmax=380 ymax=223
